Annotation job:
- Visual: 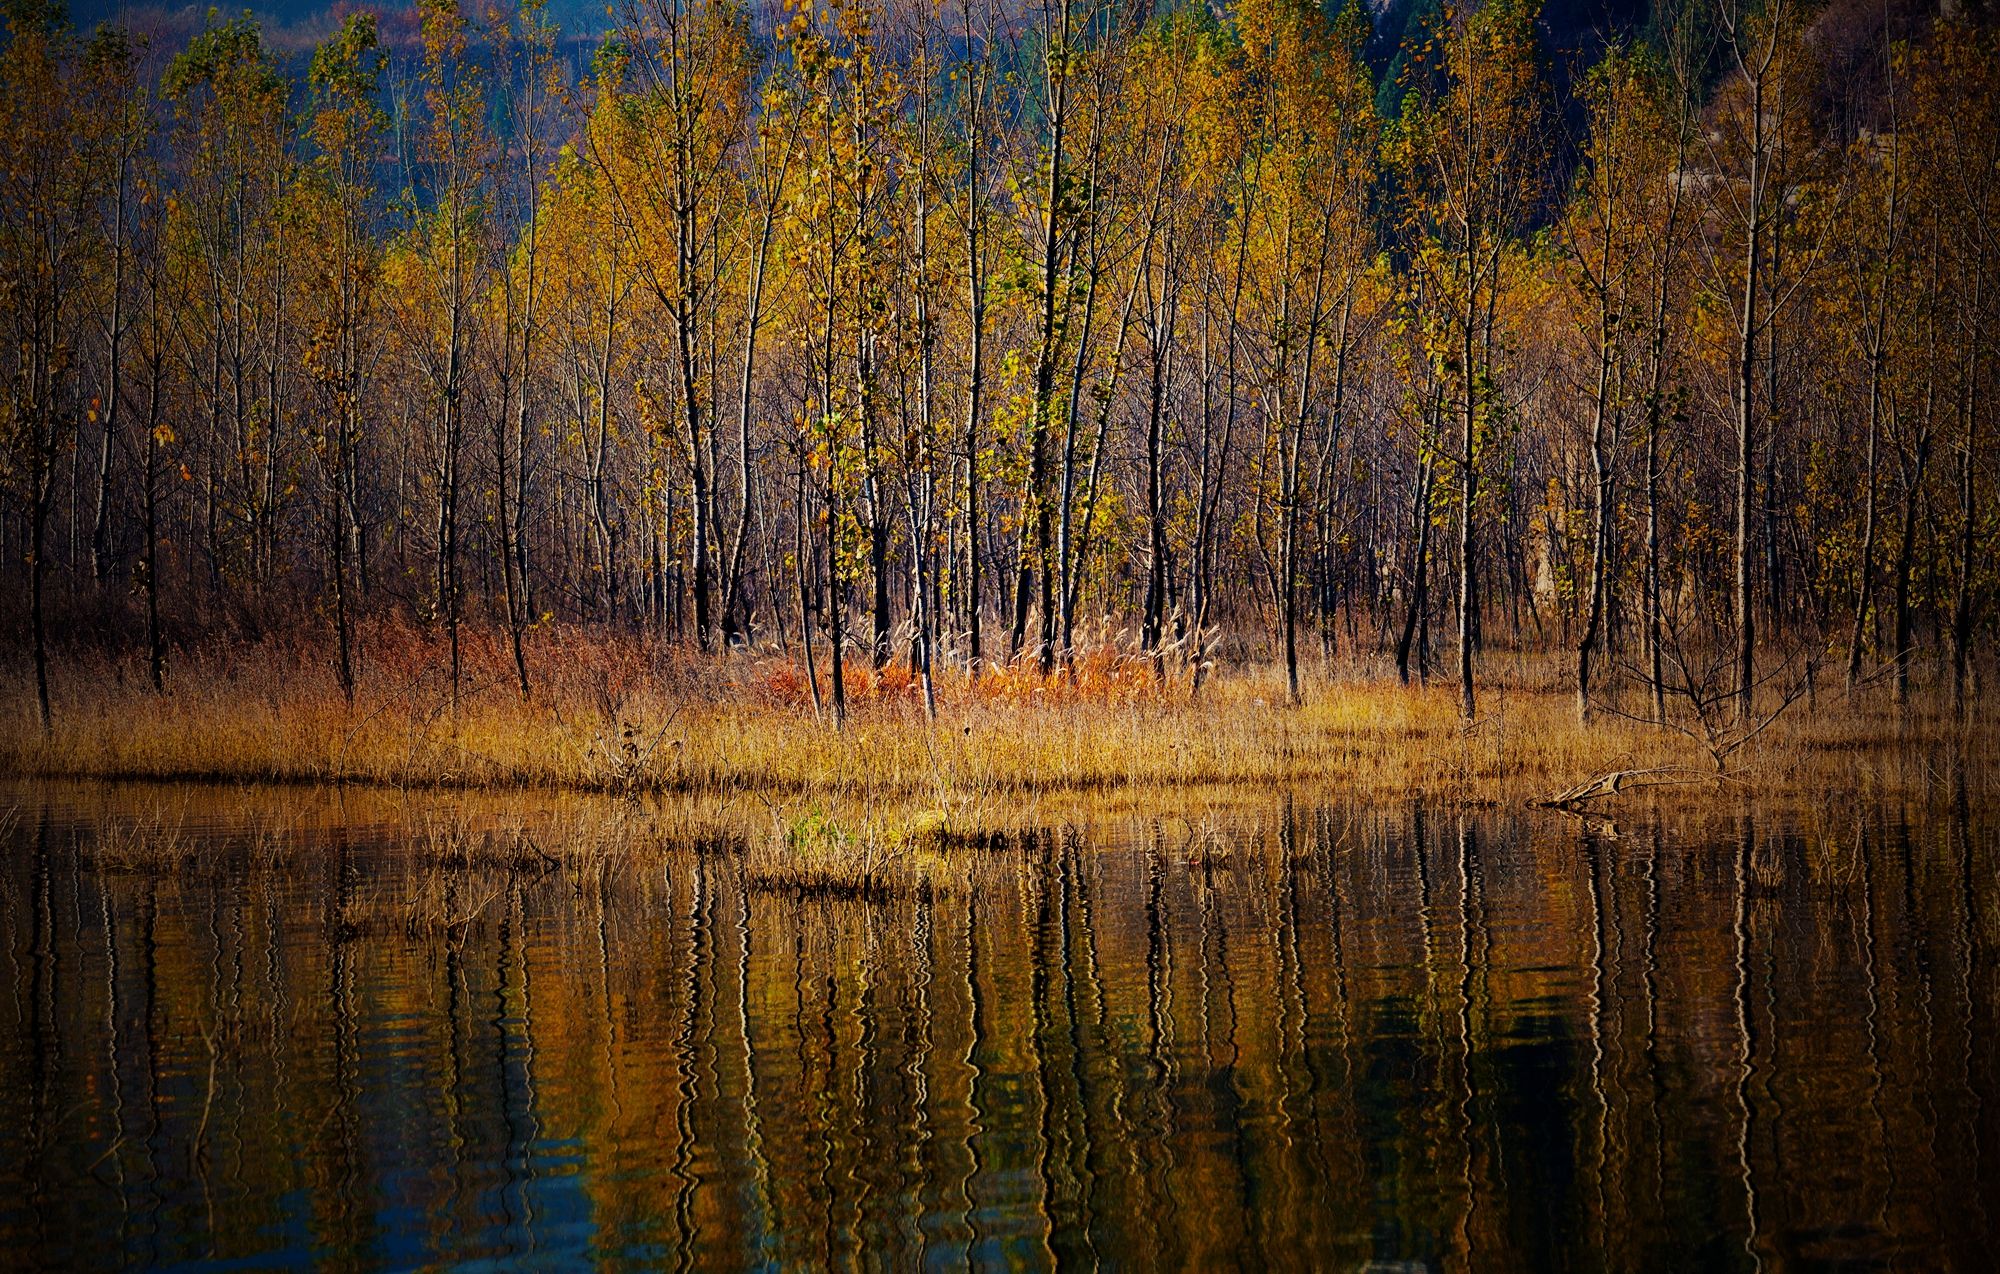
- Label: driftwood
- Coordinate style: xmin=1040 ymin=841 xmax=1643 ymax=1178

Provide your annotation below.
xmin=1533 ymin=766 xmax=1721 ymax=809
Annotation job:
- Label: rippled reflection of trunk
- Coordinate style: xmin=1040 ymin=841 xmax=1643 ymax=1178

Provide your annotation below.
xmin=1732 ymin=809 xmax=1764 ymax=1271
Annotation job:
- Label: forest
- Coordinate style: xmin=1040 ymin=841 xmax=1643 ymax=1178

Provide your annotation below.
xmin=2 ymin=0 xmax=1996 ymax=752
xmin=10 ymin=5 xmax=2000 ymax=1264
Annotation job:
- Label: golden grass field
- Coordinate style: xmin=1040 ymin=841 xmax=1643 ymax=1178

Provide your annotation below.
xmin=4 ymin=623 xmax=1987 ymax=816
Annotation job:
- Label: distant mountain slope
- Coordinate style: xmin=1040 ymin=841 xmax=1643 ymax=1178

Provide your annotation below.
xmin=68 ymin=0 xmax=1654 ymax=53
xmin=65 ymin=0 xmax=615 ymax=46
xmin=54 ymin=0 xmax=1950 ymax=127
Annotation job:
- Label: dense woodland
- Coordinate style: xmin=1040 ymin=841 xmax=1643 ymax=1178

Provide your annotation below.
xmin=3 ymin=0 xmax=1997 ymax=730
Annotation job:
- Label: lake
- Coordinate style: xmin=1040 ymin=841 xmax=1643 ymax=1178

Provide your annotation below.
xmin=0 ymin=782 xmax=1992 ymax=1270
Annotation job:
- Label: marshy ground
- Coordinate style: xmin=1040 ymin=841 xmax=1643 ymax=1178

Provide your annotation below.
xmin=4 ymin=630 xmax=1989 ymax=821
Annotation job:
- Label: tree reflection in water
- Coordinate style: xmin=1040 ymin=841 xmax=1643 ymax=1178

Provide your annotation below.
xmin=0 ymin=787 xmax=1992 ymax=1270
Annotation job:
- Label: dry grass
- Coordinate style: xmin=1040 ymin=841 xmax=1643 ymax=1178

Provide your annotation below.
xmin=2 ymin=623 xmax=1990 ymax=813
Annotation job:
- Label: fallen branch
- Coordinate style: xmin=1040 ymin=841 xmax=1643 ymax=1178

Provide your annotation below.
xmin=1533 ymin=766 xmax=1722 ymax=809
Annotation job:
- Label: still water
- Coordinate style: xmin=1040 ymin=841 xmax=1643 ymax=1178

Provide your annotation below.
xmin=0 ymin=784 xmax=1993 ymax=1270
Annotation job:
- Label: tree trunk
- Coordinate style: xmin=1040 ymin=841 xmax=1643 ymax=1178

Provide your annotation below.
xmin=1458 ymin=359 xmax=1479 ymax=720
xmin=1397 ymin=430 xmax=1437 ymax=686
xmin=1891 ymin=433 xmax=1928 ymax=706
xmin=143 ymin=342 xmax=165 ymax=693
xmin=30 ymin=459 xmax=51 ymax=733
xmin=1730 ymin=35 xmax=1771 ymax=727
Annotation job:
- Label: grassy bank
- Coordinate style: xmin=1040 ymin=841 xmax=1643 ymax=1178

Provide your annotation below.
xmin=2 ymin=626 xmax=1988 ymax=810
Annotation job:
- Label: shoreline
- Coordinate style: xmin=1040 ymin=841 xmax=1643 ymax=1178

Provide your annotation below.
xmin=5 ymin=645 xmax=1988 ymax=813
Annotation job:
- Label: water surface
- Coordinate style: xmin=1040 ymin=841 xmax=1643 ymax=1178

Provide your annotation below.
xmin=0 ymin=784 xmax=1993 ymax=1269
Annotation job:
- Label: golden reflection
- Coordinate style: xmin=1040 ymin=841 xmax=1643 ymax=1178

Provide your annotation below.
xmin=0 ymin=781 xmax=1992 ymax=1269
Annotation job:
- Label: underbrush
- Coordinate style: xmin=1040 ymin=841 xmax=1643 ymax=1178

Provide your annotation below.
xmin=0 ymin=619 xmax=1989 ymax=810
